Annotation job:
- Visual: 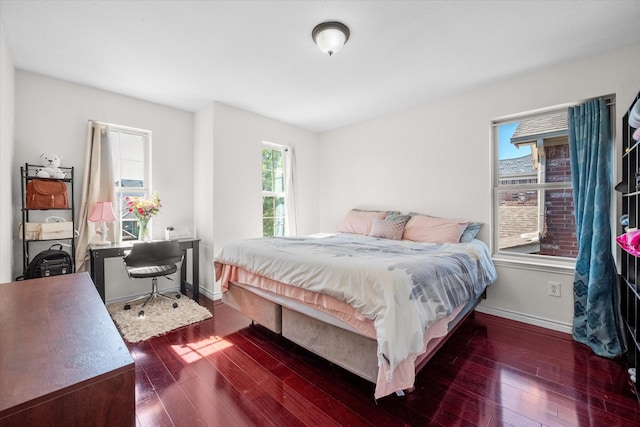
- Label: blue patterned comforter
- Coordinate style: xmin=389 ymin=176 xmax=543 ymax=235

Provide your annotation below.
xmin=215 ymin=233 xmax=497 ymax=379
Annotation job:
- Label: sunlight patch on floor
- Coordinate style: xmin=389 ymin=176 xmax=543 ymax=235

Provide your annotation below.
xmin=171 ymin=336 xmax=234 ymax=363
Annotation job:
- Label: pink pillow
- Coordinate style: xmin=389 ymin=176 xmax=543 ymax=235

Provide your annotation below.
xmin=338 ymin=210 xmax=386 ymax=235
xmin=403 ymin=215 xmax=468 ymax=243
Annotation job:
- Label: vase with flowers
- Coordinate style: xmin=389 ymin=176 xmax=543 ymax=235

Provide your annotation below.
xmin=125 ymin=193 xmax=161 ymax=242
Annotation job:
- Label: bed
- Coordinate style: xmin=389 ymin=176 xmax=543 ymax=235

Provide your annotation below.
xmin=215 ymin=219 xmax=497 ymax=399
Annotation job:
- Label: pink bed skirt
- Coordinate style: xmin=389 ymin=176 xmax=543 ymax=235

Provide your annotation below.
xmin=216 ymin=262 xmax=465 ymax=398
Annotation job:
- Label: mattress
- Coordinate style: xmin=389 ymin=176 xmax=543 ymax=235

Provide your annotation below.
xmin=215 ymin=233 xmax=497 ymax=398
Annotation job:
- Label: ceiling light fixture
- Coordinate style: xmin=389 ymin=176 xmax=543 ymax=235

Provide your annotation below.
xmin=312 ymin=21 xmax=350 ymax=56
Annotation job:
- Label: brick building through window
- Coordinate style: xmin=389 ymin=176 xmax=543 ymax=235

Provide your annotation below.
xmin=497 ymin=112 xmax=577 ymax=258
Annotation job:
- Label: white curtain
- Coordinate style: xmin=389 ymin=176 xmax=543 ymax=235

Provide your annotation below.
xmin=75 ymin=122 xmax=116 ymax=272
xmin=284 ymin=146 xmax=299 ymax=236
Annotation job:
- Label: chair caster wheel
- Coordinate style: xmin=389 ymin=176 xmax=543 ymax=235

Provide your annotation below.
xmin=176 ymin=294 xmax=181 ymax=299
xmin=138 ymin=310 xmax=145 ymax=317
xmin=124 ymin=304 xmax=131 ymax=310
xmin=172 ymin=303 xmax=178 ymax=308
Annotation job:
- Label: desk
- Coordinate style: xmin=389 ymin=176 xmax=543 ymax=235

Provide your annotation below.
xmin=89 ymin=238 xmax=200 ymax=303
xmin=0 ymin=273 xmax=135 ymax=426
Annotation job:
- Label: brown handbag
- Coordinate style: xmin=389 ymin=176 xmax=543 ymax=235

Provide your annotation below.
xmin=26 ymin=179 xmax=69 ymax=209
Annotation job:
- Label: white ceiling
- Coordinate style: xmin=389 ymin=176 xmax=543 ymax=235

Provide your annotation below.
xmin=2 ymin=0 xmax=640 ymax=133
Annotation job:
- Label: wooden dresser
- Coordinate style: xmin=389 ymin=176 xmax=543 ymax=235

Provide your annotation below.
xmin=0 ymin=272 xmax=135 ymax=426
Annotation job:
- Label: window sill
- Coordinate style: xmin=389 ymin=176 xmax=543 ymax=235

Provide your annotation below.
xmin=492 ymin=255 xmax=576 ymax=274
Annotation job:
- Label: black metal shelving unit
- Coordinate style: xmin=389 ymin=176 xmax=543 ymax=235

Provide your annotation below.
xmin=20 ymin=163 xmax=76 ymax=277
xmin=620 ymin=91 xmax=640 ymax=400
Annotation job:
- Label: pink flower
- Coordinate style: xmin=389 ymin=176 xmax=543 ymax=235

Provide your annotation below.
xmin=126 ymin=193 xmax=161 ymax=222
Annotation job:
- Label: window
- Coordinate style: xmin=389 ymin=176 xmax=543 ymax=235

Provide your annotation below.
xmin=109 ymin=126 xmax=152 ymax=241
xmin=262 ymin=143 xmax=286 ymax=237
xmin=493 ymin=109 xmax=577 ymax=260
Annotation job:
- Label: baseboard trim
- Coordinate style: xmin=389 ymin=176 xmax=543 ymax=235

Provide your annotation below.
xmin=476 ymin=305 xmax=573 ymax=334
xmin=200 ymin=287 xmax=221 ymax=301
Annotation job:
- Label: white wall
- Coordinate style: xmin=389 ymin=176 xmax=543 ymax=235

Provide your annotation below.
xmin=317 ymin=43 xmax=640 ymax=332
xmin=0 ymin=24 xmax=15 ymax=283
xmin=13 ymin=71 xmax=194 ymax=300
xmin=202 ymin=102 xmax=319 ymax=298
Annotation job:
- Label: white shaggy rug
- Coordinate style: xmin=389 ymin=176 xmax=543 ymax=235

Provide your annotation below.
xmin=107 ymin=295 xmax=212 ymax=343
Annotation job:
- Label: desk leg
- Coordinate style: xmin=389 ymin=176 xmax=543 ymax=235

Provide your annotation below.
xmin=180 ymin=249 xmax=187 ymax=296
xmin=90 ymin=251 xmax=106 ymax=302
xmin=179 ymin=242 xmax=199 ymax=302
xmin=192 ymin=241 xmax=199 ymax=302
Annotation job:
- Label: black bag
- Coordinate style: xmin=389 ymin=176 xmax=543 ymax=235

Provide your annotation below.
xmin=24 ymin=244 xmax=73 ymax=279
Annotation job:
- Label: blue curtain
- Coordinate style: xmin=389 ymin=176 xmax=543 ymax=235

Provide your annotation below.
xmin=569 ymin=98 xmax=623 ymax=358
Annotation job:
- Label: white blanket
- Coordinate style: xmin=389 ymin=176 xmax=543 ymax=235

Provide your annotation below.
xmin=215 ymin=233 xmax=497 ymax=394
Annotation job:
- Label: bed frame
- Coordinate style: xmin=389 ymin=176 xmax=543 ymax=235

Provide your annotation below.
xmin=222 ymin=281 xmax=484 ymax=385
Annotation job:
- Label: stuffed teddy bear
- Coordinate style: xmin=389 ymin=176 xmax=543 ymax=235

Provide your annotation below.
xmin=36 ymin=153 xmax=66 ymax=179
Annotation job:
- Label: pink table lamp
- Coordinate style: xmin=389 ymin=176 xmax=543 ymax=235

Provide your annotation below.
xmin=89 ymin=201 xmax=117 ymax=245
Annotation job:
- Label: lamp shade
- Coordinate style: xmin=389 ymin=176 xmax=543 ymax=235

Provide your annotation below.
xmin=312 ymin=21 xmax=350 ymax=56
xmin=88 ymin=201 xmax=117 ymax=222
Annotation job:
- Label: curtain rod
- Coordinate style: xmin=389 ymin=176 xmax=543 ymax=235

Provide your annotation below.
xmin=493 ymin=95 xmax=616 ymax=125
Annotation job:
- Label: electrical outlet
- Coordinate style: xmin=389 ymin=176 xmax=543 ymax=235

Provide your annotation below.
xmin=548 ymin=281 xmax=561 ymax=297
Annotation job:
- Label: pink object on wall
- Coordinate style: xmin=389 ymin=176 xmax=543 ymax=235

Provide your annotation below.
xmin=616 ymin=229 xmax=640 ymax=257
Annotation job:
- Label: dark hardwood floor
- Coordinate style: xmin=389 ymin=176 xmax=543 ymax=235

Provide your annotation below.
xmin=127 ymin=297 xmax=640 ymax=426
